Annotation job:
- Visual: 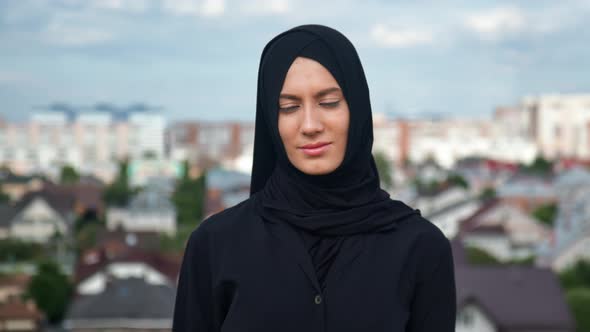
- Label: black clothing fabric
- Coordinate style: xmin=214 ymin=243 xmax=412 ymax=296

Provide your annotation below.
xmin=173 ymin=24 xmax=456 ymax=331
xmin=172 ymin=194 xmax=456 ymax=331
xmin=252 ymin=24 xmax=421 ymax=290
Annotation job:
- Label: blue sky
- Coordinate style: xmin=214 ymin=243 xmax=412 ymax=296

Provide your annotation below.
xmin=1 ymin=0 xmax=589 ymax=122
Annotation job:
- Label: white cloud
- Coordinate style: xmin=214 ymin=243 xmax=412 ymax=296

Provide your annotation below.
xmin=90 ymin=0 xmax=152 ymax=13
xmin=370 ymin=24 xmax=434 ymax=48
xmin=161 ymin=0 xmax=224 ymax=17
xmin=42 ymin=20 xmax=114 ymax=46
xmin=464 ymin=7 xmax=526 ymax=40
xmin=240 ymin=0 xmax=290 ymax=15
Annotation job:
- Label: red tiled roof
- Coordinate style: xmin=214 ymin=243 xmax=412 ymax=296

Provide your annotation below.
xmin=0 ymin=301 xmax=42 ymax=320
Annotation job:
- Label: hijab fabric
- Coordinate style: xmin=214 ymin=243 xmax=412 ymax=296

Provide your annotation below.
xmin=250 ymin=25 xmax=419 ymax=290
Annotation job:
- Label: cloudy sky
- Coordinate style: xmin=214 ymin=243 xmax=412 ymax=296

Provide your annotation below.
xmin=1 ymin=0 xmax=589 ymax=122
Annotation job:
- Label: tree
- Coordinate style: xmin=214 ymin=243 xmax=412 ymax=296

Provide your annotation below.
xmin=172 ymin=165 xmax=206 ymax=226
xmin=532 ymin=203 xmax=558 ymax=227
xmin=565 ymin=288 xmax=590 ymax=332
xmin=59 ymin=165 xmax=79 ymax=184
xmin=373 ymin=151 xmax=393 ymax=189
xmin=479 ymin=187 xmax=496 ymax=201
xmin=103 ymin=159 xmax=133 ymax=207
xmin=26 ymin=261 xmax=72 ymax=323
xmin=520 ymin=155 xmax=554 ymax=175
xmin=559 ymin=260 xmax=590 ymax=289
xmin=466 ymin=246 xmax=501 ymax=265
xmin=446 ymin=173 xmax=468 ymax=189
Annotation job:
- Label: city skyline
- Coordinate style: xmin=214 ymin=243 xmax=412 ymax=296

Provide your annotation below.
xmin=1 ymin=0 xmax=590 ymax=122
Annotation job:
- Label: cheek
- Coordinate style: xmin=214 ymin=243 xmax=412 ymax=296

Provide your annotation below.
xmin=278 ymin=115 xmax=296 ymax=150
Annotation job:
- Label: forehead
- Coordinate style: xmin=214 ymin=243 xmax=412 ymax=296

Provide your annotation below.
xmin=282 ymin=57 xmax=340 ymax=90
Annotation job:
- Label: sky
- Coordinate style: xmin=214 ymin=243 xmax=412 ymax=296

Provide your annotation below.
xmin=1 ymin=0 xmax=589 ymax=123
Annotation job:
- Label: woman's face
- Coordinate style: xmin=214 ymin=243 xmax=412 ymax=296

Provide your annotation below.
xmin=278 ymin=57 xmax=350 ymax=175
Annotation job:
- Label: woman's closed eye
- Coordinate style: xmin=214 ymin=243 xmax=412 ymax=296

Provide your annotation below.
xmin=320 ymin=100 xmax=340 ymax=108
xmin=279 ymin=104 xmax=300 ymax=113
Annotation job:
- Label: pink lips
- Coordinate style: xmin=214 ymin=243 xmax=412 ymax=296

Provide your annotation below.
xmin=299 ymin=142 xmax=331 ymax=157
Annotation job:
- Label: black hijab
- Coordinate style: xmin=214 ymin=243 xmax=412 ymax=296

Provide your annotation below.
xmin=250 ymin=24 xmax=419 ymax=290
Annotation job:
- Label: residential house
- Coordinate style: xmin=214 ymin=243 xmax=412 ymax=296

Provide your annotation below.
xmin=1 ymin=189 xmax=74 ymax=243
xmin=496 ymin=173 xmax=556 ymax=213
xmin=205 ymin=168 xmax=251 ymax=218
xmin=0 ymin=274 xmax=30 ymax=304
xmin=0 ymin=172 xmax=45 ymax=203
xmin=0 ymin=300 xmax=43 ymax=332
xmin=411 ymin=184 xmax=472 ymax=217
xmin=451 ymin=240 xmax=575 ymax=332
xmin=64 ymin=277 xmax=175 ymax=332
xmin=425 ymin=198 xmax=482 ymax=238
xmin=455 ymin=266 xmax=574 ymax=332
xmin=74 ymin=248 xmax=181 ymax=296
xmin=458 ymin=199 xmax=551 ymax=261
xmin=106 ymin=182 xmax=176 ymax=235
xmin=538 ymin=167 xmax=590 ymax=271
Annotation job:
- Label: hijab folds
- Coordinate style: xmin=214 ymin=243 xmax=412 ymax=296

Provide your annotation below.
xmin=250 ymin=25 xmax=419 ymax=290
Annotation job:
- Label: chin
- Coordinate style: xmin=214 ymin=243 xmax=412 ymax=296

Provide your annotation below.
xmin=297 ymin=162 xmax=339 ymax=176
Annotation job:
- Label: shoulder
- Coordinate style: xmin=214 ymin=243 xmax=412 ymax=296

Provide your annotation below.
xmin=397 ymin=211 xmax=453 ymax=269
xmin=189 ymin=193 xmax=260 ymax=241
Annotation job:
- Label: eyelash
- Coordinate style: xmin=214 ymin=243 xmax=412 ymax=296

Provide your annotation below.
xmin=278 ymin=101 xmax=340 ymax=113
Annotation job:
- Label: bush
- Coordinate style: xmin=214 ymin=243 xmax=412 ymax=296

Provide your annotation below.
xmin=565 ymin=287 xmax=590 ymax=332
xmin=465 ymin=246 xmax=501 ymax=265
xmin=26 ymin=261 xmax=72 ymax=323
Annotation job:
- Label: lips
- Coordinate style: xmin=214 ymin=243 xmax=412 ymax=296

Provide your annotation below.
xmin=299 ymin=142 xmax=332 ymax=156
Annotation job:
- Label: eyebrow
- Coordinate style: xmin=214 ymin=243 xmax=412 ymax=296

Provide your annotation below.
xmin=279 ymin=87 xmax=342 ymax=101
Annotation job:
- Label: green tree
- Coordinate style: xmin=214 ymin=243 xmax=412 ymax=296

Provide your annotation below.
xmin=172 ymin=165 xmax=206 ymax=226
xmin=0 ymin=239 xmax=44 ymax=262
xmin=26 ymin=261 xmax=72 ymax=323
xmin=520 ymin=155 xmax=554 ymax=175
xmin=532 ymin=202 xmax=558 ymax=227
xmin=466 ymin=246 xmax=501 ymax=265
xmin=446 ymin=173 xmax=469 ymax=189
xmin=479 ymin=187 xmax=497 ymax=201
xmin=103 ymin=159 xmax=133 ymax=207
xmin=373 ymin=151 xmax=393 ymax=189
xmin=59 ymin=165 xmax=80 ymax=184
xmin=565 ymin=288 xmax=590 ymax=332
xmin=560 ymin=260 xmax=590 ymax=289
xmin=0 ymin=186 xmax=9 ymax=203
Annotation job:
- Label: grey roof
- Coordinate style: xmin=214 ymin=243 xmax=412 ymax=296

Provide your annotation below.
xmin=456 ymin=266 xmax=574 ymax=330
xmin=207 ymin=167 xmax=251 ymax=192
xmin=66 ymin=277 xmax=175 ymax=320
xmin=0 ymin=204 xmax=17 ymax=228
xmin=128 ymin=187 xmax=174 ymax=212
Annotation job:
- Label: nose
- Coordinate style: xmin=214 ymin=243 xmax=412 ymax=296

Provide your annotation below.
xmin=300 ymin=104 xmax=324 ymax=136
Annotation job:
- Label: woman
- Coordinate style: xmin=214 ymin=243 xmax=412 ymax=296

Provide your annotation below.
xmin=173 ymin=24 xmax=456 ymax=332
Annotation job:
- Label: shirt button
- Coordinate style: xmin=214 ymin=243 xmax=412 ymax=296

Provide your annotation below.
xmin=314 ymin=294 xmax=322 ymax=305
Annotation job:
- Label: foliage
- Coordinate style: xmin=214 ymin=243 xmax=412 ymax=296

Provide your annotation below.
xmin=373 ymin=151 xmax=393 ymax=189
xmin=446 ymin=173 xmax=469 ymax=189
xmin=520 ymin=155 xmax=554 ymax=175
xmin=532 ymin=202 xmax=558 ymax=227
xmin=560 ymin=260 xmax=590 ymax=290
xmin=565 ymin=287 xmax=590 ymax=332
xmin=465 ymin=246 xmax=501 ymax=265
xmin=159 ymin=224 xmax=194 ymax=253
xmin=506 ymin=255 xmax=536 ymax=266
xmin=0 ymin=239 xmax=44 ymax=262
xmin=172 ymin=163 xmax=206 ymax=226
xmin=59 ymin=165 xmax=80 ymax=185
xmin=103 ymin=159 xmax=134 ymax=207
xmin=26 ymin=260 xmax=72 ymax=323
xmin=479 ymin=187 xmax=496 ymax=201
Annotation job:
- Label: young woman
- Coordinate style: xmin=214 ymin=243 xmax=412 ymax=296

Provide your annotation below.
xmin=173 ymin=24 xmax=456 ymax=332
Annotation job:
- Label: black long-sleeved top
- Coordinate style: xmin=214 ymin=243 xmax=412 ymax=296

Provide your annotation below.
xmin=173 ymin=193 xmax=456 ymax=331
